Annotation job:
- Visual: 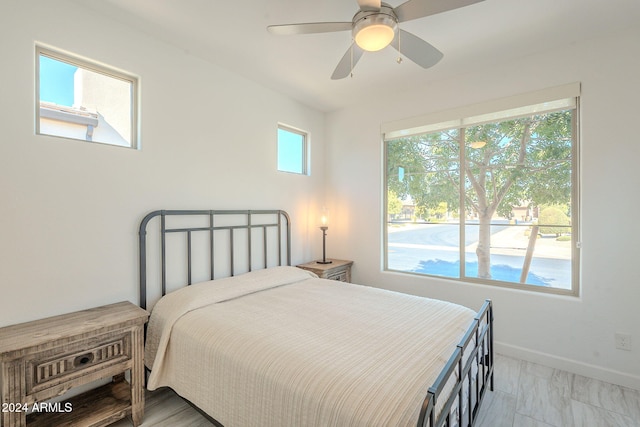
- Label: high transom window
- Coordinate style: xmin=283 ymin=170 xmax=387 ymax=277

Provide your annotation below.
xmin=383 ymin=84 xmax=580 ymax=295
xmin=36 ymin=45 xmax=139 ymax=149
xmin=277 ymin=124 xmax=308 ymax=175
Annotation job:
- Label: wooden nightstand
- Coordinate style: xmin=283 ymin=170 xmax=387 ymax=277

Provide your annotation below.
xmin=0 ymin=301 xmax=148 ymax=427
xmin=297 ymin=259 xmax=353 ymax=283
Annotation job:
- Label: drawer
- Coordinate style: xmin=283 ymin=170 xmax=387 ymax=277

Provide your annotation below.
xmin=326 ymin=270 xmax=348 ymax=282
xmin=26 ymin=332 xmax=131 ymax=395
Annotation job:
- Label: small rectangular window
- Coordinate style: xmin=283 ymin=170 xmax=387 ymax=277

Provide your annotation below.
xmin=277 ymin=125 xmax=308 ymax=175
xmin=36 ymin=45 xmax=139 ymax=149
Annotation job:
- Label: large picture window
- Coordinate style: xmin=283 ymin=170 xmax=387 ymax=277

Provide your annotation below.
xmin=384 ymin=85 xmax=580 ymax=295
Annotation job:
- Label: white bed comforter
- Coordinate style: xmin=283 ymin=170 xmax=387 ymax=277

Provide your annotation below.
xmin=145 ymin=266 xmax=475 ymax=427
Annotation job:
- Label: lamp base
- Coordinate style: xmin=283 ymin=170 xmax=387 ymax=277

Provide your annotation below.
xmin=318 ymin=225 xmax=332 ymax=265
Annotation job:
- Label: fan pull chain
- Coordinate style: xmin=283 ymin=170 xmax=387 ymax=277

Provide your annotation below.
xmin=397 ymin=30 xmax=403 ymax=64
xmin=350 ymin=43 xmax=354 ymax=78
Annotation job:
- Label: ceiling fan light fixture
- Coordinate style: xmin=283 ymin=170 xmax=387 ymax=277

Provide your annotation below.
xmin=353 ymin=14 xmax=397 ymax=52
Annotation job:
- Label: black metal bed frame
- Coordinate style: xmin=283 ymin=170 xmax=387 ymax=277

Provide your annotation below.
xmin=138 ymin=209 xmax=493 ymax=427
xmin=419 ymin=299 xmax=494 ymax=427
xmin=138 ymin=209 xmax=291 ymax=310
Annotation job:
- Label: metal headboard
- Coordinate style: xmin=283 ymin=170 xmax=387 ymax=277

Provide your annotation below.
xmin=138 ymin=209 xmax=291 ymax=310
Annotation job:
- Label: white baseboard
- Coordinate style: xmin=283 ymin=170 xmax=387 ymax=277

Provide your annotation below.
xmin=495 ymin=341 xmax=640 ymax=391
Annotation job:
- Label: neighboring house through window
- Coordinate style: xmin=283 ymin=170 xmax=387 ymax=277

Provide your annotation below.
xmin=36 ymin=45 xmax=139 ymax=149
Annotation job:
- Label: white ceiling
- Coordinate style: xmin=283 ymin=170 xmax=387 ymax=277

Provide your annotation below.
xmin=77 ymin=0 xmax=640 ymax=112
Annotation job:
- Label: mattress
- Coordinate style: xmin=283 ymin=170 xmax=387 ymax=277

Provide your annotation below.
xmin=145 ymin=266 xmax=476 ymax=427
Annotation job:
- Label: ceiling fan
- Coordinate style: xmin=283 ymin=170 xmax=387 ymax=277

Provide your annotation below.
xmin=267 ymin=0 xmax=484 ymax=79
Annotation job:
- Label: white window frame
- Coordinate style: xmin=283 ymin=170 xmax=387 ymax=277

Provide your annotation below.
xmin=382 ymin=84 xmax=581 ymax=296
xmin=35 ymin=44 xmax=140 ymax=149
xmin=277 ymin=124 xmax=309 ymax=175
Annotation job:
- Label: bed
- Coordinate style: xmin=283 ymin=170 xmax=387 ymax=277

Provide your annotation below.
xmin=139 ymin=210 xmax=494 ymax=427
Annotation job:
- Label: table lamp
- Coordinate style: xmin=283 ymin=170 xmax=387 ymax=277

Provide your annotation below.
xmin=318 ymin=208 xmax=332 ymax=264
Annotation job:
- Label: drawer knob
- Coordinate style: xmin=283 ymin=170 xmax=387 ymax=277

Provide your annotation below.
xmin=74 ymin=353 xmax=94 ymax=367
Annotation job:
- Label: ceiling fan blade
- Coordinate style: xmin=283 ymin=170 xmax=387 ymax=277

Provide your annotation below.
xmin=357 ymin=0 xmax=381 ymax=11
xmin=267 ymin=22 xmax=352 ymax=36
xmin=391 ymin=29 xmax=443 ymax=69
xmin=394 ymin=0 xmax=484 ymax=22
xmin=331 ymin=44 xmax=365 ymax=80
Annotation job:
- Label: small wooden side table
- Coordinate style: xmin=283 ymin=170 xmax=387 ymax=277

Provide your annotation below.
xmin=0 ymin=301 xmax=148 ymax=427
xmin=297 ymin=259 xmax=353 ymax=283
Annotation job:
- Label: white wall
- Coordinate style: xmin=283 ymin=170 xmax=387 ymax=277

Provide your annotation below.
xmin=0 ymin=0 xmax=326 ymax=325
xmin=2 ymin=0 xmax=638 ymax=393
xmin=325 ymin=27 xmax=640 ymax=390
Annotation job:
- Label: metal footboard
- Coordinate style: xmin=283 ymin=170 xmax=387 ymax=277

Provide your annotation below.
xmin=418 ymin=299 xmax=494 ymax=427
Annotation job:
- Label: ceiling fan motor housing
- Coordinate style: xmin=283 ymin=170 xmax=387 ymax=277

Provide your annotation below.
xmin=352 ymin=4 xmax=398 ymax=52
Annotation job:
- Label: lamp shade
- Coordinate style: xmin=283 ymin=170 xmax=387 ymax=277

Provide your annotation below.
xmin=320 ymin=208 xmax=329 ymax=227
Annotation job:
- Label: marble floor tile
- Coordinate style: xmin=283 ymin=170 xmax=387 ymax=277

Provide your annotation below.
xmin=520 ymin=360 xmax=572 ymax=396
xmin=476 ymin=390 xmax=516 ymax=427
xmin=570 ymin=399 xmax=638 ymax=427
xmin=516 ymin=370 xmax=574 ymax=427
xmin=571 ymin=374 xmax=640 ymax=421
xmin=521 ymin=359 xmax=556 ymax=379
xmin=493 ymin=353 xmax=521 ymax=395
xmin=513 ymin=413 xmax=556 ymax=427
